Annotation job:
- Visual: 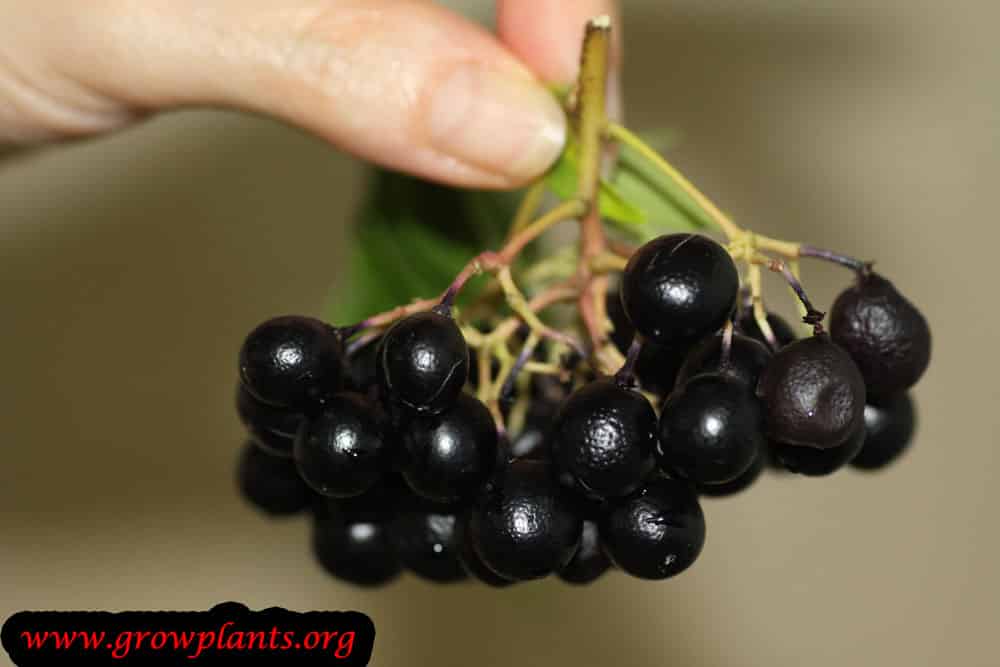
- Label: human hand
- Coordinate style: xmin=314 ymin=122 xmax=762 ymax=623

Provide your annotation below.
xmin=0 ymin=0 xmax=620 ymax=187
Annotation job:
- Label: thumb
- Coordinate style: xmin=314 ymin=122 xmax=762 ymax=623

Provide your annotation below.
xmin=1 ymin=0 xmax=567 ymax=188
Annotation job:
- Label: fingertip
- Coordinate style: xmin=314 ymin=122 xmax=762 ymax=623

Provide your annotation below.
xmin=421 ymin=62 xmax=566 ymax=188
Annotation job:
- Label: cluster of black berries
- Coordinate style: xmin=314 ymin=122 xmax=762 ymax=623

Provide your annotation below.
xmin=235 ymin=233 xmax=929 ymax=588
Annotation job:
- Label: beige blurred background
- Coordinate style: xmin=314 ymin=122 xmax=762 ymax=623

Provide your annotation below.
xmin=1 ymin=0 xmax=996 ymax=665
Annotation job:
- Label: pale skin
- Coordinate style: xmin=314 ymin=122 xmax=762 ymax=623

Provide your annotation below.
xmin=0 ymin=0 xmax=621 ymax=188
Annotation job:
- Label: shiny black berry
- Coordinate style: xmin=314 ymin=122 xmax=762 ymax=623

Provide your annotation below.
xmin=378 ymin=310 xmax=469 ymax=415
xmin=294 ymin=393 xmax=390 ymax=498
xmin=558 ymin=519 xmax=612 ymax=585
xmin=235 ymin=385 xmax=302 ymax=457
xmin=388 ymin=503 xmax=467 ymax=583
xmin=239 ymin=316 xmax=344 ymax=408
xmin=772 ymin=425 xmax=866 ymax=476
xmin=830 ymin=272 xmax=931 ymax=397
xmin=697 ymin=449 xmax=766 ymax=498
xmin=634 ymin=342 xmax=689 ymax=396
xmin=756 ymin=334 xmax=866 ymax=449
xmin=236 ymin=441 xmax=312 ymax=516
xmin=551 ymin=379 xmax=657 ymax=498
xmin=600 ymin=477 xmax=706 ymax=580
xmin=675 ymin=332 xmax=772 ymax=389
xmin=621 ymin=234 xmax=739 ymax=347
xmin=851 ymin=393 xmax=916 ymax=471
xmin=398 ymin=393 xmax=498 ymax=503
xmin=312 ymin=515 xmax=400 ymax=587
xmin=737 ymin=310 xmax=797 ymax=350
xmin=455 ymin=515 xmax=516 ymax=587
xmin=659 ymin=373 xmax=764 ymax=484
xmin=467 ymin=459 xmax=583 ymax=581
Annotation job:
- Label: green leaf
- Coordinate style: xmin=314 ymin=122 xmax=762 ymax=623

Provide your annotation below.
xmin=544 ymin=137 xmax=646 ymax=232
xmin=324 ymin=170 xmax=520 ymax=325
xmin=595 ymin=178 xmax=647 ymax=233
xmin=329 ymin=227 xmax=403 ymax=325
xmin=595 ymin=141 xmax=714 ymax=242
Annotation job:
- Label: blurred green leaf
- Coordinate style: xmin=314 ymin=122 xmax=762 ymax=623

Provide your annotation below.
xmin=325 ymin=170 xmax=519 ymax=324
xmin=594 ymin=178 xmax=648 ymax=234
xmin=544 ymin=137 xmax=646 ymax=232
xmin=608 ymin=140 xmax=712 ymax=239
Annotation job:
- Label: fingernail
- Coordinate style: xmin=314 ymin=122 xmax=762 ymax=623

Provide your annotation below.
xmin=426 ymin=64 xmax=566 ymax=183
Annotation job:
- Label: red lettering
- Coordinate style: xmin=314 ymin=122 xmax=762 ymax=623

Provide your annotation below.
xmin=133 ymin=631 xmax=151 ymax=651
xmin=171 ymin=631 xmax=197 ymax=651
xmin=215 ymin=621 xmax=234 ymax=649
xmin=189 ymin=631 xmax=215 ymax=660
xmin=336 ymin=631 xmax=355 ymax=658
xmin=111 ymin=632 xmax=132 ymax=659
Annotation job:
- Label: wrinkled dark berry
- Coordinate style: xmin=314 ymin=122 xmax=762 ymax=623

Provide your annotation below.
xmin=830 ymin=272 xmax=931 ymax=397
xmin=757 ymin=334 xmax=866 ymax=449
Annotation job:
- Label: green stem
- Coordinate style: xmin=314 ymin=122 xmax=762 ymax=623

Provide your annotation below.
xmin=500 ymin=199 xmax=587 ymax=263
xmin=574 ymin=17 xmax=614 ymax=365
xmin=575 ymin=17 xmax=611 ymax=203
xmin=606 ymin=122 xmax=742 ymax=241
xmin=508 ymin=180 xmax=547 ymax=238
